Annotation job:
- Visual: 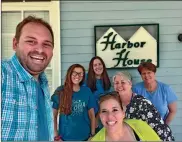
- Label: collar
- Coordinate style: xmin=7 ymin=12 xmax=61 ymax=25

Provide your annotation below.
xmin=11 ymin=54 xmax=48 ymax=84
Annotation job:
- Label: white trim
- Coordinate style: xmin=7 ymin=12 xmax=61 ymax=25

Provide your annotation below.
xmin=2 ymin=2 xmax=54 ymax=10
xmin=49 ymin=1 xmax=61 ymax=94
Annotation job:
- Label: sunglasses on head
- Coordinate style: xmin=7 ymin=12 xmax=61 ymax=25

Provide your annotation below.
xmin=98 ymin=91 xmax=119 ymax=100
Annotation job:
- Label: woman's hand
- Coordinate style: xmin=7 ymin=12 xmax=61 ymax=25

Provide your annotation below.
xmin=88 ymin=108 xmax=96 ymax=137
xmin=165 ymin=102 xmax=177 ymax=125
xmin=54 ymin=135 xmax=63 ymax=141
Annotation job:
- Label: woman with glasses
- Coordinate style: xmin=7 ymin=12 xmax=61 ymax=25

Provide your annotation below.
xmin=86 ymin=56 xmax=111 ymax=131
xmin=91 ymin=93 xmax=161 ymax=141
xmin=112 ymin=71 xmax=174 ymax=141
xmin=51 ymin=64 xmax=96 ymax=141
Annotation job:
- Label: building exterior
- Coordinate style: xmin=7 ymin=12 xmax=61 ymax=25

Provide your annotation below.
xmin=2 ymin=0 xmax=182 ymax=140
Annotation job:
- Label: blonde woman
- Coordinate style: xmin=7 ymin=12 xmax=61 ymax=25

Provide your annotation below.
xmin=112 ymin=71 xmax=174 ymax=141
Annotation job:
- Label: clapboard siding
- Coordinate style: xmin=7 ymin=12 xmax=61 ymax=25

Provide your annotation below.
xmin=160 ymin=51 xmax=182 ymax=59
xmin=156 ymin=67 xmax=182 ymax=76
xmin=62 ymin=43 xmax=182 ymax=55
xmin=61 ymin=35 xmax=180 ymax=45
xmin=160 ymin=60 xmax=182 ymax=67
xmin=62 ymin=53 xmax=94 ymax=63
xmin=174 ymin=133 xmax=182 ymax=141
xmin=177 ymin=102 xmax=182 ymax=109
xmin=61 ymin=63 xmax=182 ymax=75
xmin=160 ymin=26 xmax=182 ymax=34
xmin=60 ymin=1 xmax=182 ymax=140
xmin=175 ymin=111 xmax=182 ymax=118
xmin=61 ymin=37 xmax=92 ymax=45
xmin=61 ymin=1 xmax=182 ymax=11
xmin=159 ymin=43 xmax=182 ymax=51
xmin=131 ymin=76 xmax=182 ymax=84
xmin=61 ymin=18 xmax=182 ymax=29
xmin=61 ymin=26 xmax=182 ymax=37
xmin=61 ymin=43 xmax=182 ymax=54
xmin=61 ymin=10 xmax=182 ymax=21
xmin=62 ymin=62 xmax=90 ymax=71
xmin=170 ymin=85 xmax=182 ymax=94
xmin=176 ymin=93 xmax=182 ymax=101
xmin=172 ymin=117 xmax=182 ymax=125
xmin=62 ymin=45 xmax=93 ymax=54
xmin=170 ymin=125 xmax=182 ymax=133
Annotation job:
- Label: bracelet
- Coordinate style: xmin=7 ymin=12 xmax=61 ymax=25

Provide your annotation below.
xmin=54 ymin=135 xmax=61 ymax=141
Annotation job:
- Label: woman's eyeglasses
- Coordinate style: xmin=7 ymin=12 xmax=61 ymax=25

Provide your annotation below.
xmin=72 ymin=71 xmax=84 ymax=77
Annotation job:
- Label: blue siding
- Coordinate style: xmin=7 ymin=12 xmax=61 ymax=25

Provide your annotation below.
xmin=61 ymin=18 xmax=182 ymax=29
xmin=62 ymin=27 xmax=182 ymax=37
xmin=60 ymin=1 xmax=182 ymax=139
xmin=61 ymin=10 xmax=182 ymax=20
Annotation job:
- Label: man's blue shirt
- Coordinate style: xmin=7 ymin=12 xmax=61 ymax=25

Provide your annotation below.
xmin=37 ymin=83 xmax=49 ymax=141
xmin=1 ymin=54 xmax=54 ymax=141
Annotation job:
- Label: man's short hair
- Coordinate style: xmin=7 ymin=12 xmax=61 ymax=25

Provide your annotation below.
xmin=15 ymin=15 xmax=54 ymax=46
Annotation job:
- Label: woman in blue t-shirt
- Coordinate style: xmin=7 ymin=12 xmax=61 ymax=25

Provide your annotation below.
xmin=51 ymin=64 xmax=96 ymax=141
xmin=86 ymin=56 xmax=111 ymax=130
xmin=133 ymin=62 xmax=177 ymax=125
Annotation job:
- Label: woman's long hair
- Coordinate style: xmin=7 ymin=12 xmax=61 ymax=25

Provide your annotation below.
xmin=87 ymin=56 xmax=111 ymax=92
xmin=59 ymin=64 xmax=85 ymax=115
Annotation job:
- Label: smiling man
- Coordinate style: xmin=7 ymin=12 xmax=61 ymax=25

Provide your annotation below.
xmin=1 ymin=16 xmax=54 ymax=141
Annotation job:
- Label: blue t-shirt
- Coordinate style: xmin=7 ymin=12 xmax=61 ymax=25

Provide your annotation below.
xmin=83 ymin=73 xmax=111 ymax=113
xmin=37 ymin=83 xmax=49 ymax=141
xmin=93 ymin=79 xmax=111 ymax=113
xmin=133 ymin=81 xmax=177 ymax=120
xmin=51 ymin=86 xmax=95 ymax=141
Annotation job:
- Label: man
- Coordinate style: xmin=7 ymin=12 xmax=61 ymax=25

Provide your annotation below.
xmin=1 ymin=16 xmax=54 ymax=141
